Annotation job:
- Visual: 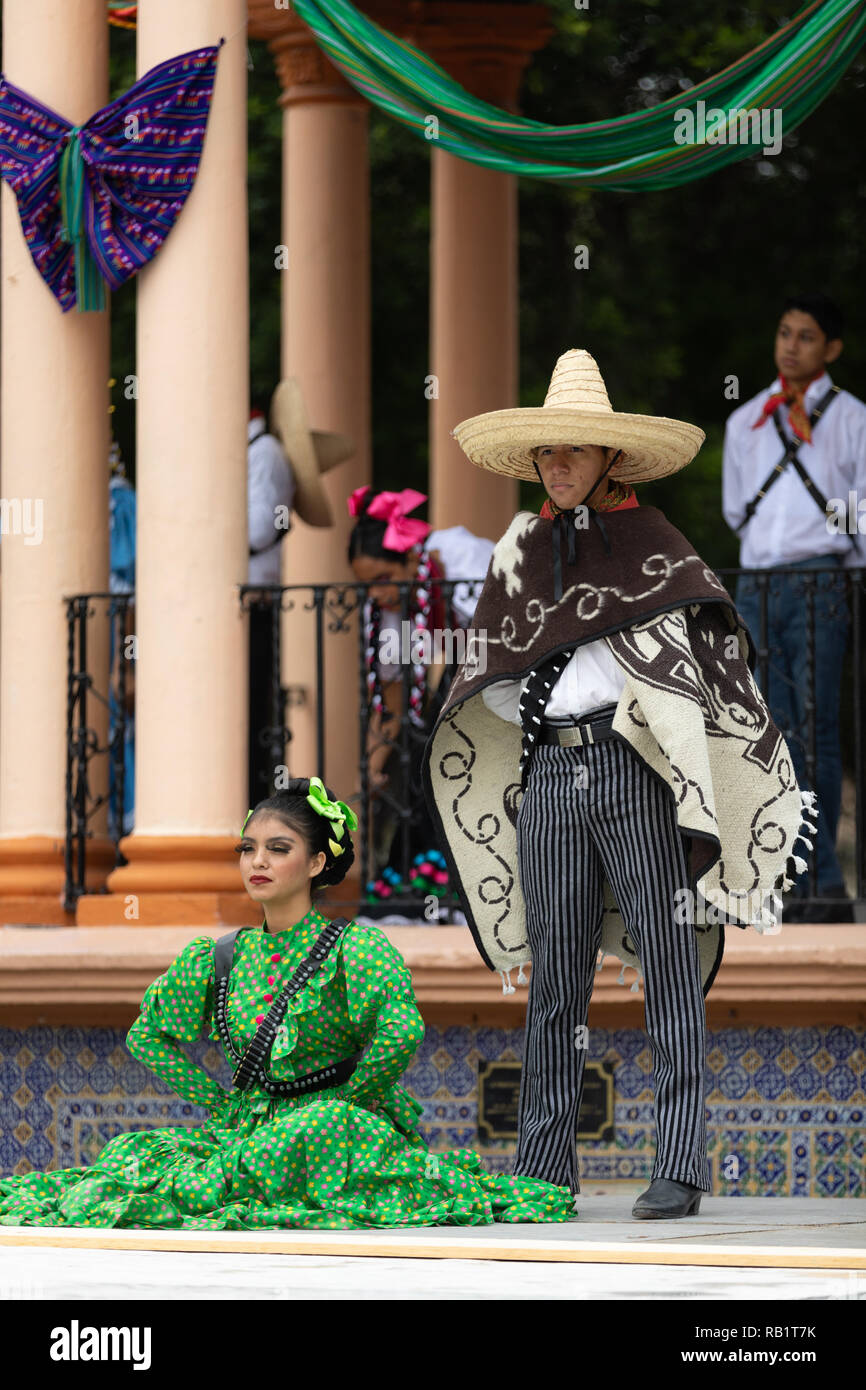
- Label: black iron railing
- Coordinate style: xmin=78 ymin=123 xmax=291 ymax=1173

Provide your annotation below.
xmin=64 ymin=567 xmax=865 ymax=917
xmin=717 ymin=565 xmax=864 ymax=906
xmin=239 ymin=577 xmax=487 ymax=923
xmin=64 ymin=592 xmax=132 ymax=911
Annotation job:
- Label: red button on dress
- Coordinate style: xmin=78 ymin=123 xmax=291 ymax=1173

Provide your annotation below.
xmin=263 ymin=993 xmax=273 ymax=1003
xmin=270 ymin=954 xmax=281 ymax=963
xmin=255 ymin=1014 xmax=264 ymax=1024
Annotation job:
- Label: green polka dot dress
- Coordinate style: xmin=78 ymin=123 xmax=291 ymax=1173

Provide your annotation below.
xmin=0 ymin=910 xmax=575 ymax=1229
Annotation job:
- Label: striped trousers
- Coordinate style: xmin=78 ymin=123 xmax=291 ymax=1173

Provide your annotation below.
xmin=513 ymin=736 xmax=709 ymax=1195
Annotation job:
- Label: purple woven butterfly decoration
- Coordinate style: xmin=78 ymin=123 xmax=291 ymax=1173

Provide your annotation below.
xmin=0 ymin=43 xmax=222 ymax=312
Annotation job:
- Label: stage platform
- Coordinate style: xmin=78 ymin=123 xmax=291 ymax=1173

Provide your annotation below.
xmin=1 ymin=1196 xmax=864 ymax=1300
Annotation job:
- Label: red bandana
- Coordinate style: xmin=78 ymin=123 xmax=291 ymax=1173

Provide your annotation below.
xmin=539 ymin=479 xmax=639 ymax=519
xmin=751 ymin=371 xmax=824 ymax=444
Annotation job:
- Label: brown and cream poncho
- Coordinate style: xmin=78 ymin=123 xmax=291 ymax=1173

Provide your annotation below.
xmin=422 ymin=505 xmax=816 ymax=995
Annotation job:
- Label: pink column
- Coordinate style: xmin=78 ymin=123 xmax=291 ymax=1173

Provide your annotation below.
xmin=0 ymin=0 xmax=111 ymax=924
xmin=250 ymin=8 xmax=372 ymax=804
xmin=371 ymin=2 xmax=553 ymax=539
xmin=80 ymin=0 xmax=250 ymax=927
xmin=430 ymin=151 xmax=520 ymax=538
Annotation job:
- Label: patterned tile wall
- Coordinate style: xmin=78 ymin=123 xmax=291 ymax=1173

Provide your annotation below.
xmin=0 ymin=1023 xmax=863 ymax=1196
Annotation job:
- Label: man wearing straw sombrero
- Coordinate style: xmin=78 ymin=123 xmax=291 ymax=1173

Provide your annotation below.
xmin=422 ymin=350 xmax=817 ymax=1219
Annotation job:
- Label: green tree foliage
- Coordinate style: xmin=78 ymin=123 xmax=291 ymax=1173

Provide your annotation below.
xmin=516 ymin=0 xmax=866 ymax=565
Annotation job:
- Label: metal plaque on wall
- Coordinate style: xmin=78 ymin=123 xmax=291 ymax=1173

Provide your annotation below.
xmin=477 ymin=1059 xmax=615 ymax=1144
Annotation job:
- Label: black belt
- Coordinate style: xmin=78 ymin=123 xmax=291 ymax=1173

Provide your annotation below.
xmin=538 ymin=703 xmax=619 ymax=747
xmin=253 ymin=1049 xmax=364 ymax=1100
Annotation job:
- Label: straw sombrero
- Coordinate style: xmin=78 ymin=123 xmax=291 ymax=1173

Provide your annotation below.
xmin=452 ymin=349 xmax=705 ymax=484
xmin=269 ymin=378 xmax=355 ymax=528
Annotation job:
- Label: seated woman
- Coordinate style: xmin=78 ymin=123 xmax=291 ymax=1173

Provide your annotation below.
xmin=347 ymin=487 xmax=494 ymax=894
xmin=0 ymin=778 xmax=573 ymax=1229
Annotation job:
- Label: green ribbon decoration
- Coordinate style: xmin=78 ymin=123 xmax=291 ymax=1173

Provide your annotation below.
xmin=306 ymin=777 xmax=359 ymax=852
xmin=240 ymin=784 xmax=358 ymax=851
xmin=291 ymin=0 xmax=866 ymax=191
xmin=58 ymin=126 xmax=106 ymax=313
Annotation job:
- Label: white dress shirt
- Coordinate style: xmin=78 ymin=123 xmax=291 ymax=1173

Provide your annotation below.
xmin=722 ymin=370 xmax=866 ymax=569
xmin=376 ymin=526 xmax=495 ymax=682
xmin=481 ymin=637 xmax=626 ymax=726
xmin=247 ymin=418 xmax=295 ymax=585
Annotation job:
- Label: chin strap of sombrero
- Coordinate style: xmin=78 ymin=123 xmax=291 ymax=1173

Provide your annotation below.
xmin=535 ymin=449 xmax=623 ymax=602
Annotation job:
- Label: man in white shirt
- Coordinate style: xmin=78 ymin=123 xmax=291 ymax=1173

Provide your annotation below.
xmin=246 ymin=381 xmax=355 ymax=806
xmin=247 ymin=406 xmax=295 ymax=804
xmin=722 ymin=294 xmax=865 ymax=919
xmin=426 ymin=350 xmax=809 ymax=1219
xmin=248 ymin=407 xmax=295 ymax=588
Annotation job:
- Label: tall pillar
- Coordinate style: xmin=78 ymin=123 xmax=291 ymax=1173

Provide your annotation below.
xmin=374 ymin=2 xmax=552 ymax=539
xmin=425 ymin=6 xmax=552 ymax=538
xmin=430 ymin=149 xmax=519 ymax=538
xmin=250 ymin=4 xmax=372 ymax=799
xmin=0 ymin=0 xmax=111 ymax=924
xmin=79 ymin=0 xmax=250 ymax=926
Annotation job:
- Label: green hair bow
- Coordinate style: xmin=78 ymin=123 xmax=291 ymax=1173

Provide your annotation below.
xmin=306 ymin=777 xmax=358 ymax=857
xmin=241 ymin=808 xmax=255 ymax=836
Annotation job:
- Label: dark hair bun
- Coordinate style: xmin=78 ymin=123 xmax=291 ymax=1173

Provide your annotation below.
xmin=347 ymin=489 xmax=421 ymax=566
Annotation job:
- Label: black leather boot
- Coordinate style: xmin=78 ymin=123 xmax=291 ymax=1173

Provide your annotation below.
xmin=632 ymin=1177 xmax=703 ymax=1219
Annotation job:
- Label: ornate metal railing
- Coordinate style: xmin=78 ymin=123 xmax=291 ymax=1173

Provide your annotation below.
xmin=64 ymin=567 xmax=865 ymax=918
xmin=717 ymin=563 xmax=864 ymax=909
xmin=64 ymin=592 xmax=133 ymax=911
xmin=239 ymin=577 xmax=486 ymax=923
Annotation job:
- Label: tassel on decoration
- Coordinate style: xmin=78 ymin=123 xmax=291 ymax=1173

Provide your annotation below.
xmin=793 ymin=855 xmax=808 ymax=874
xmin=499 ymin=970 xmax=515 ymax=996
xmin=617 ymin=965 xmax=627 ymax=986
xmin=630 ymin=977 xmax=641 ymax=994
xmin=59 ymin=128 xmax=107 ymax=313
xmin=595 ymin=952 xmax=605 ymax=973
xmin=755 ymin=906 xmax=779 ymax=932
xmin=517 ymin=964 xmax=528 ymax=986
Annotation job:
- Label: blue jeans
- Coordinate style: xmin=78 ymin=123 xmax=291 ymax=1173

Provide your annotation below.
xmin=735 ymin=555 xmax=849 ymax=895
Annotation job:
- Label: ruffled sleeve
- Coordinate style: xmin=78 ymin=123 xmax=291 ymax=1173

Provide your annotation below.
xmin=126 ymin=936 xmax=226 ymax=1109
xmin=339 ymin=924 xmax=426 ymax=1104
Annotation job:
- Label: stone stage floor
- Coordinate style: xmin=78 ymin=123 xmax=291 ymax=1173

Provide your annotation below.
xmin=1 ymin=1194 xmax=864 ymax=1300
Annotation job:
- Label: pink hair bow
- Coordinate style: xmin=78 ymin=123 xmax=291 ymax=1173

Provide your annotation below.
xmin=346 ymin=487 xmax=430 ymax=553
